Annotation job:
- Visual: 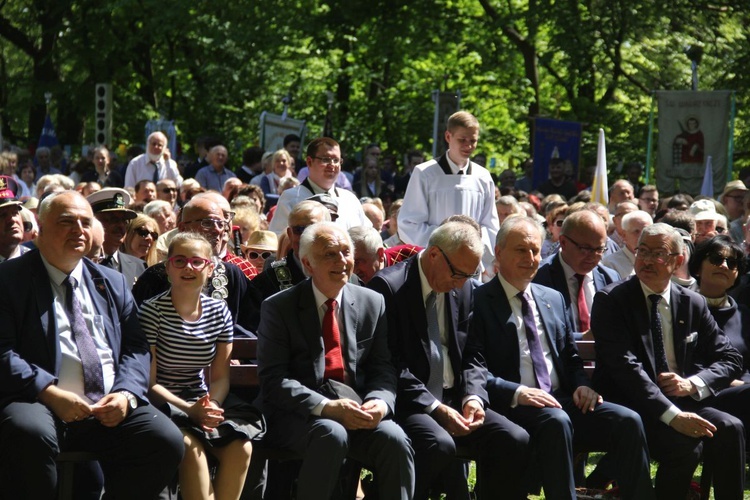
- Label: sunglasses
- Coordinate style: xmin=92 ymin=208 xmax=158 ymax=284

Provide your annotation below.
xmin=135 ymin=227 xmax=158 ymax=239
xmin=161 ymin=188 xmax=178 ymax=194
xmin=291 ymin=225 xmax=309 ymax=235
xmin=247 ymin=250 xmax=272 ymax=260
xmin=167 ymin=255 xmax=211 ymax=270
xmin=707 ymin=253 xmax=741 ymax=271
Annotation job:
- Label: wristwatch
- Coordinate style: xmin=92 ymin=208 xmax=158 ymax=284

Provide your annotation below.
xmin=118 ymin=391 xmax=138 ymax=414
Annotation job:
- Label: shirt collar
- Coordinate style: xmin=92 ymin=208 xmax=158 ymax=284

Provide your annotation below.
xmin=639 ymin=280 xmax=671 ymax=307
xmin=311 ymin=280 xmax=344 ymax=310
xmin=40 ymin=253 xmax=84 ymax=287
xmin=497 ymin=273 xmax=526 ymax=302
xmin=445 ymin=151 xmax=470 ymax=175
xmin=558 ymin=253 xmax=590 ymax=282
xmin=307 ymin=178 xmax=334 ymax=196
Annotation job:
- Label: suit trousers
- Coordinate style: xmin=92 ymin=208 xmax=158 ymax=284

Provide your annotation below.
xmin=644 ymin=396 xmax=746 ymax=500
xmin=265 ymin=413 xmax=415 ymax=500
xmin=507 ymin=396 xmax=654 ymax=500
xmin=0 ymin=401 xmax=184 ymax=500
xmin=398 ymin=407 xmax=530 ymax=500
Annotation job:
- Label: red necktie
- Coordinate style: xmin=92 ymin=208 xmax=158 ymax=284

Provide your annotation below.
xmin=575 ymin=274 xmax=590 ymax=332
xmin=323 ymin=299 xmax=345 ymax=382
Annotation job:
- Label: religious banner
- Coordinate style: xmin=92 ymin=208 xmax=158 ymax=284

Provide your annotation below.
xmin=532 ymin=118 xmax=582 ymax=190
xmin=259 ymin=112 xmax=306 ymax=152
xmin=654 ymin=90 xmax=733 ymax=196
xmin=38 ymin=114 xmax=59 ymax=149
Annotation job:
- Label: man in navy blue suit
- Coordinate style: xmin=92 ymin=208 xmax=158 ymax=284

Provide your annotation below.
xmin=533 ymin=209 xmax=620 ymax=339
xmin=469 ymin=216 xmax=654 ymax=499
xmin=593 ymin=223 xmax=747 ymax=499
xmin=0 ymin=191 xmax=183 ymax=498
xmin=368 ymin=220 xmax=530 ymax=499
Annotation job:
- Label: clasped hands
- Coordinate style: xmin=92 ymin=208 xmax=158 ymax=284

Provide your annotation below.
xmin=433 ymin=400 xmax=485 ymax=437
xmin=518 ymin=386 xmax=602 ymax=414
xmin=39 ymin=385 xmax=129 ymax=427
xmin=322 ymin=398 xmax=387 ymax=430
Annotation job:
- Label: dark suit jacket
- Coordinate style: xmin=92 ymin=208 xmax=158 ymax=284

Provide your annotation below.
xmin=467 ymin=279 xmax=589 ymax=413
xmin=591 ymin=276 xmax=743 ymax=424
xmin=368 ymin=256 xmax=488 ymax=414
xmin=117 ymin=251 xmax=147 ymax=290
xmin=533 ymin=253 xmax=620 ymax=334
xmin=0 ymin=250 xmax=151 ymax=408
xmin=257 ymin=280 xmax=397 ymax=420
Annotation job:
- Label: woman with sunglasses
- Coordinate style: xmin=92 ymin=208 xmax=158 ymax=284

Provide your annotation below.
xmin=688 ymin=235 xmax=750 ymax=384
xmin=541 ymin=202 xmax=568 ymax=259
xmin=240 ymin=230 xmax=277 ymax=270
xmin=139 ymin=233 xmax=263 ymax=500
xmin=122 ymin=214 xmax=161 ymax=266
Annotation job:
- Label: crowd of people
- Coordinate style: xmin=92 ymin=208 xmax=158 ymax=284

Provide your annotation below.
xmin=2 ymin=110 xmax=750 ymax=499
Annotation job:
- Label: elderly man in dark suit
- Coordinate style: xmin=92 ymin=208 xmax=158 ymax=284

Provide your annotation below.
xmin=86 ymin=187 xmax=147 ymax=290
xmin=533 ymin=209 xmax=620 ymax=339
xmin=368 ymin=220 xmax=529 ymax=500
xmin=257 ymin=221 xmax=414 ymax=500
xmin=592 ymin=222 xmax=748 ymax=499
xmin=0 ymin=191 xmax=183 ymax=498
xmin=468 ymin=216 xmax=654 ymax=500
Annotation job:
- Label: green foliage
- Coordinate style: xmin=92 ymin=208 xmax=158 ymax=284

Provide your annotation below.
xmin=0 ymin=0 xmax=747 ymax=174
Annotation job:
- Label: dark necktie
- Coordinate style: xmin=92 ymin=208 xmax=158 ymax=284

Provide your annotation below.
xmin=150 ymin=161 xmax=160 ymax=183
xmin=518 ymin=292 xmax=552 ymax=392
xmin=574 ymin=273 xmax=590 ymax=331
xmin=322 ymin=299 xmax=345 ymax=382
xmin=425 ymin=291 xmax=444 ymax=400
xmin=64 ymin=276 xmax=105 ymax=402
xmin=100 ymin=255 xmax=117 ymax=270
xmin=649 ymin=294 xmax=670 ymax=374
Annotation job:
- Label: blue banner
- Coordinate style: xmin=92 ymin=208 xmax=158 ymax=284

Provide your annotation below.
xmin=532 ymin=118 xmax=582 ymax=190
xmin=38 ymin=114 xmax=59 ymax=149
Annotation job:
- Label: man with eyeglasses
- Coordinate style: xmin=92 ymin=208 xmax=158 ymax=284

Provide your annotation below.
xmin=469 ymin=216 xmax=654 ymax=499
xmin=132 ymin=192 xmax=259 ymax=336
xmin=591 ymin=223 xmax=747 ymax=499
xmin=534 ymin=210 xmax=621 ymax=340
xmin=87 ymin=188 xmax=146 ymax=290
xmin=368 ymin=220 xmax=530 ymax=499
xmin=398 ymin=111 xmax=499 ymax=280
xmin=269 ymin=137 xmax=371 ymax=236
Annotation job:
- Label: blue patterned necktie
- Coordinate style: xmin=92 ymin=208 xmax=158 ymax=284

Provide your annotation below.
xmin=425 ymin=291 xmax=444 ymax=400
xmin=649 ymin=294 xmax=670 ymax=374
xmin=518 ymin=292 xmax=552 ymax=392
xmin=64 ymin=276 xmax=105 ymax=402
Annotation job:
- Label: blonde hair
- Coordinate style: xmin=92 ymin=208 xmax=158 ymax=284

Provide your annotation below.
xmin=122 ymin=214 xmax=160 ymax=266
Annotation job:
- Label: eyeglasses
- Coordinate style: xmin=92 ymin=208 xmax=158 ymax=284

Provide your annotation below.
xmin=167 ymin=255 xmax=211 ymax=270
xmin=291 ymin=225 xmax=309 ymax=235
xmin=437 ymin=246 xmax=480 ymax=280
xmin=635 ymin=247 xmax=680 ymax=264
xmin=247 ymin=250 xmax=272 ymax=260
xmin=724 ymin=195 xmax=745 ymax=202
xmin=314 ymin=156 xmax=342 ymax=166
xmin=184 ymin=218 xmax=227 ymax=230
xmin=562 ymin=235 xmax=606 ymax=256
xmin=161 ymin=188 xmax=178 ymax=194
xmin=707 ymin=253 xmax=741 ymax=271
xmin=135 ymin=227 xmax=158 ymax=239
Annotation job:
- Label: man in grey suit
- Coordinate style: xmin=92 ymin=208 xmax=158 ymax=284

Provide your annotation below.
xmin=257 ymin=222 xmax=414 ymax=500
xmin=86 ymin=188 xmax=146 ymax=290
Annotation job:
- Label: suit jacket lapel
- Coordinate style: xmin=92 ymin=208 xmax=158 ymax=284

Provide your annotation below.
xmin=592 ymin=267 xmax=606 ymax=291
xmin=404 ymin=261 xmax=431 ymax=362
xmin=299 ymin=280 xmax=325 ymax=380
xmin=487 ymin=279 xmax=522 ymax=377
xmin=551 ymin=256 xmax=571 ymax=307
xmin=531 ymin=285 xmax=567 ymax=383
xmin=341 ymin=285 xmax=358 ymax=377
xmin=32 ymin=256 xmax=59 ymax=372
xmin=82 ymin=264 xmax=121 ymax=364
xmin=627 ymin=277 xmax=658 ymax=378
xmin=670 ymin=284 xmax=689 ymax=373
xmin=446 ymin=288 xmax=462 ymax=374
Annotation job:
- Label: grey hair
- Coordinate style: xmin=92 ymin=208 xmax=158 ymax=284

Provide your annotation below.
xmin=638 ymin=222 xmax=684 ymax=254
xmin=495 ymin=216 xmax=544 ymax=248
xmin=289 ymin=200 xmax=332 ymax=223
xmin=298 ymin=221 xmax=352 ymax=270
xmin=621 ymin=210 xmax=653 ymax=231
xmin=144 ymin=200 xmax=173 ymax=218
xmin=428 ymin=221 xmax=483 ymax=259
xmin=496 ymin=195 xmax=521 ymax=210
xmin=348 ymin=225 xmax=384 ymax=257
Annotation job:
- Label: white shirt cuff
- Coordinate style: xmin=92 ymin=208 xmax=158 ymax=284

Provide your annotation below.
xmin=689 ymin=376 xmax=710 ymax=401
xmin=426 ymin=399 xmax=441 ymax=414
xmin=312 ymin=397 xmax=330 ymax=417
xmin=659 ymin=404 xmax=682 ymax=426
xmin=510 ymin=386 xmax=526 ymax=409
xmin=462 ymin=395 xmax=483 ymax=409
